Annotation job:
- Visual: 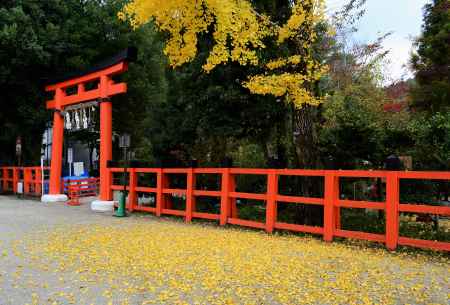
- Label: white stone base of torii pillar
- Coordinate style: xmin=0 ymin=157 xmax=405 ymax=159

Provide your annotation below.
xmin=91 ymin=200 xmax=115 ymax=212
xmin=41 ymin=194 xmax=68 ymax=203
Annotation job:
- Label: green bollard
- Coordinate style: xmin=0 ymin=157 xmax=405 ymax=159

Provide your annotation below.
xmin=115 ymin=191 xmax=127 ymax=217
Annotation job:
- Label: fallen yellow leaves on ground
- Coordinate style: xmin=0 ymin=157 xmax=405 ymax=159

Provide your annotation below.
xmin=13 ymin=218 xmax=450 ymax=304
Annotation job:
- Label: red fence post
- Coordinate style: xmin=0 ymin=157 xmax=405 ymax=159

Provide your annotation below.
xmin=192 ymin=172 xmax=196 ymax=215
xmin=2 ymin=167 xmax=5 ymax=192
xmin=28 ymin=168 xmax=33 ymax=195
xmin=26 ymin=168 xmax=32 ymax=195
xmin=12 ymin=168 xmax=19 ymax=193
xmin=324 ymin=171 xmax=338 ymax=242
xmin=220 ymin=168 xmax=230 ymax=226
xmin=6 ymin=168 xmax=10 ymax=192
xmin=185 ymin=168 xmax=195 ymax=223
xmin=31 ymin=168 xmax=36 ymax=195
xmin=165 ymin=173 xmax=172 ymax=210
xmin=37 ymin=168 xmax=42 ymax=195
xmin=32 ymin=168 xmax=37 ymax=195
xmin=22 ymin=168 xmax=28 ymax=195
xmin=386 ymin=172 xmax=399 ymax=250
xmin=4 ymin=168 xmax=11 ymax=192
xmin=128 ymin=168 xmax=137 ymax=212
xmin=229 ymin=174 xmax=238 ymax=218
xmin=156 ymin=168 xmax=163 ymax=216
xmin=1 ymin=167 xmax=5 ymax=192
xmin=266 ymin=170 xmax=278 ymax=233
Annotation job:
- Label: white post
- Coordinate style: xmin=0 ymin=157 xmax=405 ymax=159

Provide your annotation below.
xmin=41 ymin=158 xmax=44 ymax=196
xmin=68 ymin=147 xmax=73 ymax=177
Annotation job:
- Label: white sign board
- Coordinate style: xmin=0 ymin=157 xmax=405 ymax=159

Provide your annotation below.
xmin=68 ymin=148 xmax=73 ymax=164
xmin=73 ymin=162 xmax=84 ymax=177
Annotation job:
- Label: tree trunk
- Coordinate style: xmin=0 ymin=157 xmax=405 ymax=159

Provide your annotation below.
xmin=294 ymin=106 xmax=318 ymax=168
xmin=291 ymin=105 xmax=324 ymax=226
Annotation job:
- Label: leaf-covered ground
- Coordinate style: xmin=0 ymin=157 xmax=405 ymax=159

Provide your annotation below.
xmin=0 ymin=196 xmax=448 ymax=305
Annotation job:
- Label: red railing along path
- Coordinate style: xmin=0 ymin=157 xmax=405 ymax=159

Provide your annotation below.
xmin=109 ymin=168 xmax=450 ymax=252
xmin=0 ymin=166 xmax=47 ymax=197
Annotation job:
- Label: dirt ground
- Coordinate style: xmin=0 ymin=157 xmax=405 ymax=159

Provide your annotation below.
xmin=0 ymin=195 xmax=448 ymax=305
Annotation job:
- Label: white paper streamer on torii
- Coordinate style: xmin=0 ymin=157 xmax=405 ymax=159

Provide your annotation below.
xmin=63 ymin=101 xmax=99 ymax=131
xmin=75 ymin=110 xmax=80 ymax=129
xmin=65 ymin=112 xmax=72 ymax=130
xmin=82 ymin=108 xmax=88 ymax=129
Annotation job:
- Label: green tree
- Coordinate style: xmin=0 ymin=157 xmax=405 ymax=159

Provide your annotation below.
xmin=135 ymin=1 xmax=294 ymax=167
xmin=408 ymin=112 xmax=450 ymax=170
xmin=411 ymin=0 xmax=450 ymax=113
xmin=319 ymin=0 xmax=386 ymax=168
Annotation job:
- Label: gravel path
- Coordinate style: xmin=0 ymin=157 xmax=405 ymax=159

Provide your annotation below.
xmin=0 ymin=195 xmax=448 ymax=305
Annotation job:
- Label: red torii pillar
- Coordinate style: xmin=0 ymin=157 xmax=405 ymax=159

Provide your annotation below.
xmin=99 ymin=76 xmax=113 ymax=201
xmin=48 ymin=88 xmax=65 ymax=196
xmin=42 ymin=49 xmax=134 ymax=203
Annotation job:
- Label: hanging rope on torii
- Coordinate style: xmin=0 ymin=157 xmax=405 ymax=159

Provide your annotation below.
xmin=42 ymin=48 xmax=137 ymax=203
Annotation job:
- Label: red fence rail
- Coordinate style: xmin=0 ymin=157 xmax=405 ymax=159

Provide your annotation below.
xmin=0 ymin=166 xmax=47 ymax=196
xmin=109 ymin=168 xmax=450 ymax=252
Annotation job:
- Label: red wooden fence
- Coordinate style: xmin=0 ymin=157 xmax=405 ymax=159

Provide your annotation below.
xmin=0 ymin=167 xmax=99 ymax=200
xmin=109 ymin=168 xmax=450 ymax=252
xmin=0 ymin=166 xmax=47 ymax=196
xmin=1 ymin=166 xmax=448 ymax=251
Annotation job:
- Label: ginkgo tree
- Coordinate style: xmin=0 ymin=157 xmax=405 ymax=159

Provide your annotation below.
xmin=119 ymin=0 xmax=327 ymax=108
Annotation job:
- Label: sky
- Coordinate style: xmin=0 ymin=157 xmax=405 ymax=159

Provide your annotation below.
xmin=326 ymin=0 xmax=430 ymax=82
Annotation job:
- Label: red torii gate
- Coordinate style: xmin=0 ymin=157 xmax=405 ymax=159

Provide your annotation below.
xmin=42 ymin=48 xmax=136 ymax=204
